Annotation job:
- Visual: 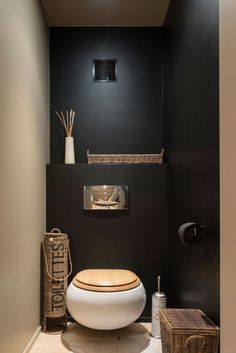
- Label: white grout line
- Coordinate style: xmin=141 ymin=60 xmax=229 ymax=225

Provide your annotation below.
xmin=22 ymin=326 xmax=41 ymax=353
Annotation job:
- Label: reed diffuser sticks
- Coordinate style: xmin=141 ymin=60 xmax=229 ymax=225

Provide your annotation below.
xmin=55 ymin=109 xmax=76 ymax=137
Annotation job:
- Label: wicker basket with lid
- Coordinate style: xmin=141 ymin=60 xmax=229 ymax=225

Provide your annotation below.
xmin=159 ymin=309 xmax=219 ymax=353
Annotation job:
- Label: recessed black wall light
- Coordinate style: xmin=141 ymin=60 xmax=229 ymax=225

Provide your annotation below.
xmin=93 ymin=59 xmax=117 ymax=82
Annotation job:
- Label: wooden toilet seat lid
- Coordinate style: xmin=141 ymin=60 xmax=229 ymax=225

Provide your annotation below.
xmin=72 ymin=269 xmax=141 ymax=292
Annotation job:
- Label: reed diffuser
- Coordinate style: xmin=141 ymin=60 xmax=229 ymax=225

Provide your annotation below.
xmin=55 ymin=109 xmax=76 ymax=164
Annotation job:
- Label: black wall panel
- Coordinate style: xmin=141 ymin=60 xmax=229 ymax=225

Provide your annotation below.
xmin=164 ymin=0 xmax=219 ymax=323
xmin=50 ymin=28 xmax=163 ymax=163
xmin=47 ymin=164 xmax=167 ymax=318
xmin=48 ymin=27 xmax=167 ymax=320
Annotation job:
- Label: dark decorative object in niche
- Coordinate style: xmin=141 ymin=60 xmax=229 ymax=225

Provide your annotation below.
xmin=93 ymin=59 xmax=117 ymax=82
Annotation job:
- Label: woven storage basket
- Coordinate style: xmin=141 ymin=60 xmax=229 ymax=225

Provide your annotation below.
xmin=42 ymin=228 xmax=72 ymax=333
xmin=87 ymin=149 xmax=164 ymax=164
xmin=159 ymin=309 xmax=219 ymax=353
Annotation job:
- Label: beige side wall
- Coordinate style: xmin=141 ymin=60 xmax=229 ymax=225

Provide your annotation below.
xmin=220 ymin=0 xmax=236 ymax=351
xmin=0 ymin=0 xmax=49 ymax=352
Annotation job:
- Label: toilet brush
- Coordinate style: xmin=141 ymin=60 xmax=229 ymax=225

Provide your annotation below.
xmin=151 ymin=276 xmax=166 ymax=338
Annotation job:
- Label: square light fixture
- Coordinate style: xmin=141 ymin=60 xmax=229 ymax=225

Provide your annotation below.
xmin=93 ymin=59 xmax=117 ymax=82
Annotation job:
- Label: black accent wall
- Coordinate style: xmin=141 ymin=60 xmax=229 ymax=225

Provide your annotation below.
xmin=164 ymin=0 xmax=219 ymax=323
xmin=50 ymin=27 xmax=163 ymax=163
xmin=48 ymin=27 xmax=167 ymax=319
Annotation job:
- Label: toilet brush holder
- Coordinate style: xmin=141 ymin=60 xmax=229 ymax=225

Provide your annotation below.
xmin=151 ymin=276 xmax=166 ymax=338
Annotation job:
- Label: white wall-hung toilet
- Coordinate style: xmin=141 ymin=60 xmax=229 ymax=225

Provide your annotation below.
xmin=66 ymin=269 xmax=146 ymax=330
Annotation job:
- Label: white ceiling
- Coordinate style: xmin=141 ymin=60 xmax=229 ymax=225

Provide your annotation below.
xmin=40 ymin=0 xmax=170 ymax=27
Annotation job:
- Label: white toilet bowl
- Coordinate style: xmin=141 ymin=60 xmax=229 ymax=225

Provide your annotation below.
xmin=66 ymin=269 xmax=146 ymax=330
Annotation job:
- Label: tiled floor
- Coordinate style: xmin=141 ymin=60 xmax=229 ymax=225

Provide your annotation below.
xmin=29 ymin=322 xmax=162 ymax=353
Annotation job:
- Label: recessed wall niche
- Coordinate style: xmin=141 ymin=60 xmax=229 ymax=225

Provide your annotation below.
xmin=93 ymin=58 xmax=117 ymax=82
